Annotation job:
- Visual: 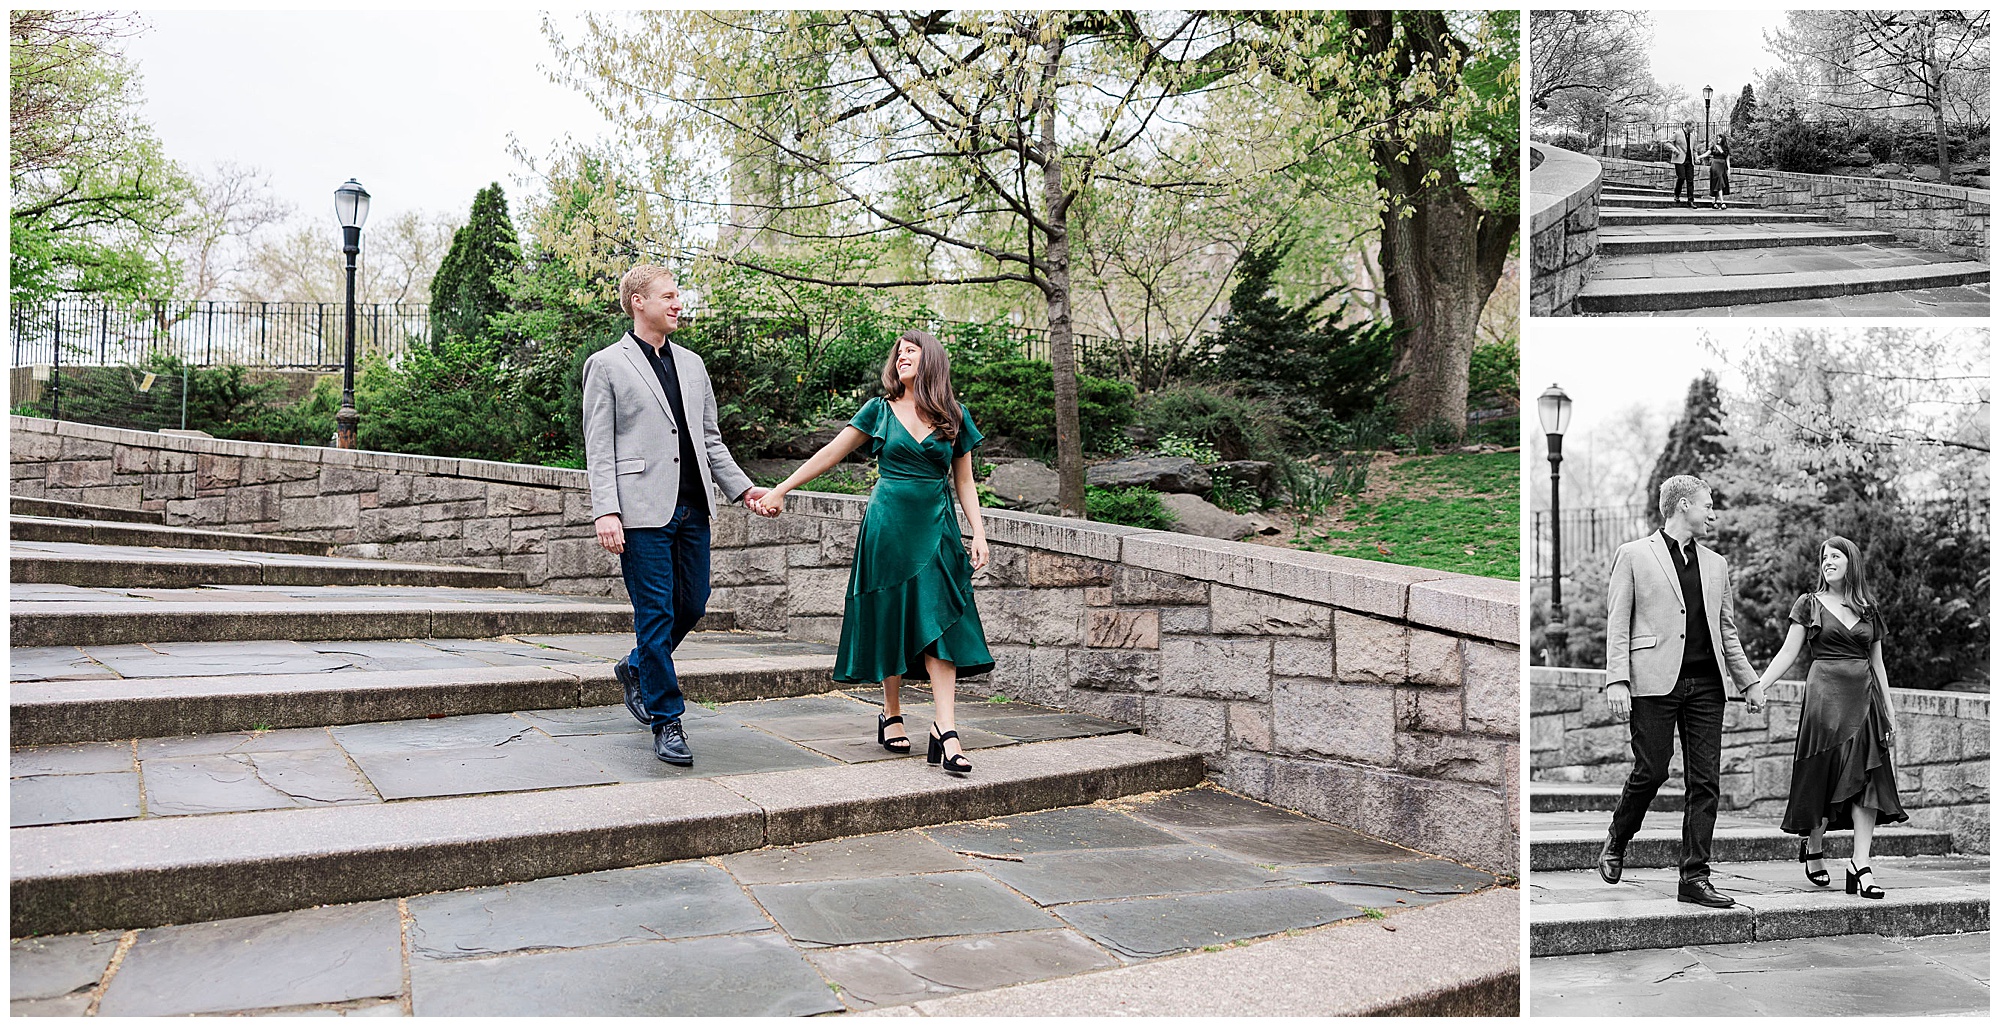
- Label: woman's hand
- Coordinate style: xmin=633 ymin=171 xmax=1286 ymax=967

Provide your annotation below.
xmin=967 ymin=536 xmax=989 ymax=571
xmin=754 ymin=490 xmax=786 ymax=517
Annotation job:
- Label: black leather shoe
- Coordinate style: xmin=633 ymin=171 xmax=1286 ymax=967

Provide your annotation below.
xmin=1676 ymin=879 xmax=1736 ymax=908
xmin=653 ymin=719 xmax=692 ymax=766
xmin=1598 ymin=832 xmax=1625 ymax=884
xmin=615 ymin=658 xmax=650 ymax=728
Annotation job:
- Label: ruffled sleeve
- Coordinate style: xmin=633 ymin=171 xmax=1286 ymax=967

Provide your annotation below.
xmin=848 ymin=397 xmax=890 ymax=458
xmin=1788 ymin=593 xmax=1815 ymax=627
xmin=951 ymin=405 xmax=985 ymax=458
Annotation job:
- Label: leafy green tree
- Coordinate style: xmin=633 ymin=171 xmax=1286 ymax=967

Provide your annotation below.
xmin=10 ymin=11 xmax=192 ymax=306
xmin=429 ymin=183 xmax=521 ymax=346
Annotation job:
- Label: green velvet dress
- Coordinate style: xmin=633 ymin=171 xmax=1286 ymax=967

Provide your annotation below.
xmin=833 ymin=397 xmax=994 ymax=684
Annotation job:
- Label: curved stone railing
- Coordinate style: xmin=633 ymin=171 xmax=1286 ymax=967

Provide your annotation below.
xmin=1531 ymin=666 xmax=1988 ymax=855
xmin=1528 ymin=143 xmax=1603 ymax=317
xmin=1596 ymin=155 xmax=1991 ymax=262
xmin=10 ymin=416 xmax=1523 ymax=872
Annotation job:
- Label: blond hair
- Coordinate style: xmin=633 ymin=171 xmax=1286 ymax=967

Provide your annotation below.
xmin=618 ymin=264 xmax=675 ymax=315
xmin=1657 ymin=474 xmax=1711 ymax=523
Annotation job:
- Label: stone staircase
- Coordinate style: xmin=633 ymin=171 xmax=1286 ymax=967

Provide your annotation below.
xmin=1527 ymin=786 xmax=1988 ymax=1013
xmin=1580 ymin=183 xmax=1990 ymax=315
xmin=9 ymin=508 xmax=1517 ymax=1015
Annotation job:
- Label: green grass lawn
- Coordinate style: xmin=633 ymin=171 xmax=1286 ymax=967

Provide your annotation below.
xmin=1290 ymin=452 xmax=1519 ymax=580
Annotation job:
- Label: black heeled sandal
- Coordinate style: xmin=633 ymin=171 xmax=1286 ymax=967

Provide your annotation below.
xmin=927 ymin=726 xmax=972 ymax=776
xmin=1845 ymin=861 xmax=1885 ymax=899
xmin=1798 ymin=838 xmax=1829 ymax=887
xmin=876 ymin=714 xmax=911 ymax=754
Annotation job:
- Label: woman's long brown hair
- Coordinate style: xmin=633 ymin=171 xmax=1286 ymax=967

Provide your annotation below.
xmin=1818 ymin=535 xmax=1877 ymax=614
xmin=880 ymin=329 xmax=960 ymax=442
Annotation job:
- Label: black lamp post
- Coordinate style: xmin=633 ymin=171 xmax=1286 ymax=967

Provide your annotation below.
xmin=1539 ymin=384 xmax=1574 ymax=666
xmin=333 ymin=178 xmax=371 ymax=449
xmin=1702 ymin=85 xmax=1713 ymax=153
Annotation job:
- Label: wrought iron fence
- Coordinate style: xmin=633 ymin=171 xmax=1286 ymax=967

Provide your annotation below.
xmin=1531 ymin=503 xmax=1652 ymax=579
xmin=10 ymin=299 xmax=429 ymax=370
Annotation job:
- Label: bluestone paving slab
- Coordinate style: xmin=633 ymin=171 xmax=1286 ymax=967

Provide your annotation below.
xmin=96 ymin=901 xmax=403 ymax=1017
xmin=10 ymin=740 xmax=133 ymax=776
xmin=136 ymin=727 xmax=336 ymax=759
xmin=1285 ymin=858 xmax=1499 ymax=893
xmin=11 ymin=771 xmax=141 ymax=827
xmin=979 ymin=845 xmax=1289 ymax=905
xmin=978 ymin=712 xmax=1137 ymax=742
xmin=9 ymin=931 xmax=121 ymax=1003
xmin=408 ymin=933 xmax=841 ymax=1016
xmin=1317 ymin=883 xmax=1462 ymax=910
xmin=1054 ymin=885 xmax=1363 ymax=959
xmin=551 ymin=723 xmax=837 ymax=781
xmin=1120 ymin=786 xmax=1313 ymax=829
xmin=1184 ymin=822 xmax=1416 ymax=866
xmin=808 ymin=928 xmax=1118 ymax=1010
xmin=420 ymin=637 xmax=608 ymax=667
xmin=329 ymin=713 xmax=529 ymax=754
xmin=790 ymin=724 xmax=1015 ymax=764
xmin=408 ymin=862 xmax=771 ymax=958
xmin=300 ymin=640 xmax=495 ymax=673
xmin=731 ymin=694 xmax=882 ymax=721
xmin=140 ymin=750 xmax=378 ymax=816
xmin=11 ymin=777 xmax=766 ymax=935
xmin=924 ymin=805 xmax=1185 ymax=855
xmin=880 ymin=888 xmax=1518 ymax=1016
xmin=86 ymin=639 xmax=356 ymax=678
xmin=6 ymin=646 xmax=116 ymax=682
xmin=721 ymin=830 xmax=970 ymax=885
xmin=753 ymin=870 xmax=1057 ymax=946
xmin=1902 ymin=930 xmax=1991 ymax=982
xmin=347 ymin=733 xmax=619 ymax=800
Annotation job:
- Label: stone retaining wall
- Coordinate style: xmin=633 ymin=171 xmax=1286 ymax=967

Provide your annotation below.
xmin=1528 ymin=143 xmax=1602 ymax=317
xmin=10 ymin=416 xmax=1523 ymax=873
xmin=1596 ymin=155 xmax=1991 ymax=262
xmin=1531 ymin=667 xmax=1988 ymax=854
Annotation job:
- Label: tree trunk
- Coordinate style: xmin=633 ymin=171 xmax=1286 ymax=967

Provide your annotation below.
xmin=1352 ymin=10 xmax=1513 ymax=436
xmin=1929 ymin=17 xmax=1952 ymax=187
xmin=1040 ymin=39 xmax=1086 ymax=518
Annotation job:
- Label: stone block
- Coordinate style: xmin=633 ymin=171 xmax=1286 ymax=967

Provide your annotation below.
xmin=376 ymin=475 xmax=413 ymax=506
xmin=355 ymin=505 xmax=423 ymax=543
xmin=979 ymin=588 xmax=1086 ymax=646
xmin=1393 ymin=732 xmax=1509 ymax=786
xmin=786 ymin=568 xmax=850 ymax=617
xmin=1026 ymin=551 xmax=1115 ymax=587
xmin=224 ymin=486 xmax=282 ymax=525
xmin=1919 ymin=763 xmax=1987 ymax=806
xmin=47 ymin=460 xmax=112 ymax=488
xmin=419 ymin=519 xmax=465 ymax=542
xmin=1260 ymin=755 xmax=1516 ymax=874
xmin=1209 ymin=586 xmax=1331 ymax=637
xmin=239 ymin=457 xmax=318 ymax=485
xmin=1227 ymin=701 xmax=1273 ymax=752
xmin=485 ymin=484 xmax=565 ymax=517
xmin=972 ymin=544 xmax=1028 ymax=588
xmin=164 ymin=496 xmax=226 ymax=525
xmin=279 ymin=479 xmax=323 ymax=498
xmin=711 ymin=586 xmax=787 ymax=632
xmin=1899 ymin=717 xmax=1964 ymax=766
xmin=77 ymin=485 xmax=142 ymax=509
xmin=1086 ymin=609 xmax=1159 ymax=649
xmin=1160 ymin=637 xmax=1271 ymax=700
xmin=1019 ymin=645 xmax=1074 ymax=703
xmin=1271 ymin=639 xmax=1333 ymax=679
xmin=1052 ymin=688 xmax=1142 ymax=726
xmin=784 ymin=544 xmax=821 ymax=568
xmin=462 ymin=518 xmax=512 ymax=556
xmin=1158 ymin=607 xmax=1210 ymax=635
xmin=1071 ymin=649 xmax=1159 ymax=693
xmin=11 ymin=431 xmax=61 ymax=462
xmin=747 ymin=514 xmax=820 ymax=545
xmin=1334 ymin=611 xmax=1407 ymax=683
xmin=1561 ymin=724 xmax=1631 ymax=768
xmin=1529 ymin=712 xmax=1564 ymax=753
xmin=1408 ymin=631 xmax=1463 ymax=686
xmin=276 ymin=495 xmax=360 ymax=532
xmin=1720 ymin=771 xmax=1754 ymax=810
xmin=1407 ymin=574 xmax=1519 ymax=646
xmin=1143 ymin=696 xmax=1227 ymax=756
xmin=139 ymin=474 xmax=194 ymax=501
xmin=1401 ymin=685 xmax=1464 ymax=734
xmin=418 ymin=500 xmax=486 ymax=522
xmin=1461 ymin=641 xmax=1518 ymax=737
xmin=1963 ymin=720 xmax=1989 ymax=760
xmin=57 ymin=437 xmax=115 ymax=460
xmin=411 ymin=476 xmax=486 ymax=503
xmin=1531 ymin=682 xmax=1585 ymax=715
xmin=1751 ymin=755 xmax=1791 ymax=801
xmin=1271 ymin=678 xmax=1395 ymax=765
xmin=318 ymin=466 xmax=379 ymax=495
xmin=787 ymin=615 xmax=844 ymax=645
xmin=1084 ymin=586 xmax=1114 ymax=606
xmin=561 ymin=491 xmax=598 ymax=526
xmin=112 ymin=446 xmax=196 ymax=475
xmin=713 ymin=547 xmax=790 ymax=587
xmin=820 ymin=528 xmax=859 ymax=568
xmin=547 ymin=537 xmax=618 ymax=580
xmin=1110 ymin=566 xmax=1208 ymax=606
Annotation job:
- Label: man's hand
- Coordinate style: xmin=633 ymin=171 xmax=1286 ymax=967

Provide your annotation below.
xmin=1744 ymin=682 xmax=1767 ymax=714
xmin=595 ymin=513 xmax=625 ymax=555
xmin=1605 ymin=681 xmax=1633 ymax=719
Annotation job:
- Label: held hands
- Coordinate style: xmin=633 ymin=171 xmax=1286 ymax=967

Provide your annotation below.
xmin=1744 ymin=682 xmax=1767 ymax=714
xmin=1605 ymin=681 xmax=1632 ymax=719
xmin=746 ymin=486 xmax=783 ymax=518
xmin=594 ymin=513 xmax=625 ymax=555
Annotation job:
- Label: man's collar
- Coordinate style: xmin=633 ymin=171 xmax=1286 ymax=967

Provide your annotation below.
xmin=1660 ymin=524 xmax=1694 ymax=549
xmin=629 ymin=330 xmax=669 ymax=356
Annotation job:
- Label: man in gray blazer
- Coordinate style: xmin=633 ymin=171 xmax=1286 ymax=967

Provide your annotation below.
xmin=1598 ymin=475 xmax=1764 ymax=907
xmin=583 ymin=264 xmax=765 ymax=765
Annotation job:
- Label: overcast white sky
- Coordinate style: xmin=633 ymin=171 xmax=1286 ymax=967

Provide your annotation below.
xmin=1646 ymin=9 xmax=1791 ymax=110
xmin=125 ymin=9 xmax=610 ymax=230
xmin=1525 ymin=323 xmax=1743 ymax=440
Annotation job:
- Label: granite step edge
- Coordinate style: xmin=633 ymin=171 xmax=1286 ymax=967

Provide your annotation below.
xmin=9 ymin=656 xmax=838 ymax=745
xmin=1529 ymin=886 xmax=1991 ymax=956
xmin=8 ymin=602 xmax=639 ymax=648
xmin=10 ymin=552 xmax=525 ymax=590
xmin=863 ymin=887 xmax=1519 ymax=1017
xmin=1527 ymin=783 xmax=1686 ymax=813
xmin=1577 ymin=261 xmax=1991 ymax=312
xmin=10 ymin=497 xmax=166 ymax=524
xmin=9 ymin=517 xmax=335 ymax=556
xmin=9 ymin=733 xmax=1205 ymax=937
xmin=1529 ymin=826 xmax=1958 ymax=871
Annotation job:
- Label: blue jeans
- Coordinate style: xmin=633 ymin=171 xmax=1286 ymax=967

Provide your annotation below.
xmin=618 ymin=504 xmax=711 ymax=725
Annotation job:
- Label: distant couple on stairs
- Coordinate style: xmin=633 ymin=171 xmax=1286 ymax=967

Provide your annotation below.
xmin=1667 ymin=119 xmax=1732 ymax=210
xmin=581 ymin=263 xmax=992 ymax=775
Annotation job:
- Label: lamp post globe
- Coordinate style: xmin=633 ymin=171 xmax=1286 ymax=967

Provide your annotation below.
xmin=1538 ymin=384 xmax=1574 ymax=666
xmin=333 ymin=179 xmax=370 ymax=449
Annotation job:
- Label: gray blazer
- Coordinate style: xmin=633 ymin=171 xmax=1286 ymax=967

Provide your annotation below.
xmin=1603 ymin=532 xmax=1758 ymax=697
xmin=581 ymin=334 xmax=753 ymax=528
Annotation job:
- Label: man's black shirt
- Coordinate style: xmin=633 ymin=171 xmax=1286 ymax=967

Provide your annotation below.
xmin=634 ymin=333 xmax=707 ymax=513
xmin=1661 ymin=529 xmax=1717 ymax=680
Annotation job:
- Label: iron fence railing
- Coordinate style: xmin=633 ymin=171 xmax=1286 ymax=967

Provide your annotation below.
xmin=1531 ymin=503 xmax=1652 ymax=579
xmin=10 ymin=299 xmax=430 ymax=370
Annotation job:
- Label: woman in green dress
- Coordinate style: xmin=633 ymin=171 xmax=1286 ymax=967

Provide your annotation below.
xmin=750 ymin=330 xmax=993 ymax=775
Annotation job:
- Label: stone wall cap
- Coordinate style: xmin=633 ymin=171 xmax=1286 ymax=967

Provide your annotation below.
xmin=1530 ymin=143 xmax=1603 ymax=235
xmin=1599 ymin=154 xmax=1991 ymax=203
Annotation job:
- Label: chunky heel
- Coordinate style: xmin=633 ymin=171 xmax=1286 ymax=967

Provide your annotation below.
xmin=1846 ymin=862 xmax=1884 ymax=899
xmin=1799 ymin=839 xmax=1829 ymax=887
xmin=877 ymin=714 xmax=910 ymax=754
xmin=929 ymin=726 xmax=971 ymax=776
